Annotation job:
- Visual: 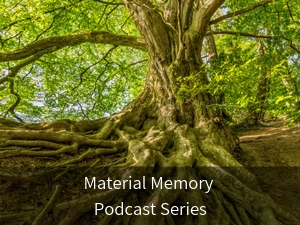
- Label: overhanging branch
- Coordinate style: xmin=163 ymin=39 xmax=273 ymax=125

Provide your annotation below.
xmin=94 ymin=0 xmax=124 ymax=5
xmin=207 ymin=31 xmax=272 ymax=39
xmin=0 ymin=52 xmax=46 ymax=85
xmin=0 ymin=31 xmax=146 ymax=62
xmin=4 ymin=79 xmax=23 ymax=122
xmin=72 ymin=45 xmax=118 ymax=91
xmin=210 ymin=0 xmax=274 ymax=25
xmin=289 ymin=41 xmax=300 ymax=54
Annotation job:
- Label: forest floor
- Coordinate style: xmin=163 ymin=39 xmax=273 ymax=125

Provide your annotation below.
xmin=235 ymin=119 xmax=300 ymax=219
xmin=1 ymin=119 xmax=299 ymax=223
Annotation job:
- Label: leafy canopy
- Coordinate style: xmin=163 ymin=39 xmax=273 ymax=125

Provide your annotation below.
xmin=0 ymin=0 xmax=146 ymax=122
xmin=0 ymin=0 xmax=299 ymax=122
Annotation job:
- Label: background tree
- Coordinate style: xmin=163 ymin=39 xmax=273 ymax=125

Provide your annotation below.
xmin=0 ymin=0 xmax=299 ymax=225
xmin=206 ymin=0 xmax=300 ymax=124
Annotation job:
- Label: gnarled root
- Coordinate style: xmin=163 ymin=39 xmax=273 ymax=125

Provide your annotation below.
xmin=0 ymin=115 xmax=298 ymax=225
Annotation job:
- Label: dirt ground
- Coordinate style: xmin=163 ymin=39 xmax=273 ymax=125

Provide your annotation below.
xmin=236 ymin=120 xmax=300 ymax=219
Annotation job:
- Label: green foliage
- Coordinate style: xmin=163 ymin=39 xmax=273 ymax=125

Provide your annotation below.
xmin=0 ymin=0 xmax=299 ymax=123
xmin=203 ymin=0 xmax=300 ymax=123
xmin=176 ymin=70 xmax=209 ymax=102
xmin=0 ymin=0 xmax=146 ymax=122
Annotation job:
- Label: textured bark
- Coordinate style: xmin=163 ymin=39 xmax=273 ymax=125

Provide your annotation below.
xmin=0 ymin=31 xmax=146 ymax=63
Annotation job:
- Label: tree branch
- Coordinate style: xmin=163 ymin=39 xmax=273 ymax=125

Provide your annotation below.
xmin=286 ymin=0 xmax=295 ymax=22
xmin=122 ymin=0 xmax=171 ymax=61
xmin=94 ymin=0 xmax=124 ymax=5
xmin=183 ymin=0 xmax=225 ymax=64
xmin=0 ymin=48 xmax=51 ymax=85
xmin=188 ymin=0 xmax=225 ymax=34
xmin=4 ymin=79 xmax=23 ymax=122
xmin=210 ymin=0 xmax=274 ymax=25
xmin=289 ymin=41 xmax=300 ymax=54
xmin=72 ymin=45 xmax=118 ymax=90
xmin=207 ymin=31 xmax=272 ymax=39
xmin=34 ymin=15 xmax=58 ymax=41
xmin=176 ymin=0 xmax=184 ymax=61
xmin=2 ymin=5 xmax=70 ymax=31
xmin=0 ymin=31 xmax=146 ymax=62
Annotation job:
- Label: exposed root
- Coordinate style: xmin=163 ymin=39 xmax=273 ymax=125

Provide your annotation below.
xmin=222 ymin=198 xmax=243 ymax=225
xmin=0 ymin=128 xmax=127 ymax=159
xmin=32 ymin=185 xmax=61 ymax=225
xmin=55 ymin=148 xmax=121 ymax=167
xmin=0 ymin=142 xmax=79 ymax=158
xmin=56 ymin=190 xmax=128 ymax=225
xmin=0 ymin=115 xmax=299 ymax=225
xmin=96 ymin=199 xmax=125 ymax=225
xmin=0 ymin=167 xmax=61 ymax=182
xmin=2 ymin=140 xmax=65 ymax=149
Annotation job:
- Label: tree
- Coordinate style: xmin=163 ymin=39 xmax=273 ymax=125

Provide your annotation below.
xmin=247 ymin=39 xmax=270 ymax=124
xmin=205 ymin=0 xmax=300 ymax=124
xmin=0 ymin=0 xmax=299 ymax=224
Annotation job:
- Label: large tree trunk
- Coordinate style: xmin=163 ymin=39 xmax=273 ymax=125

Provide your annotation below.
xmin=0 ymin=1 xmax=298 ymax=225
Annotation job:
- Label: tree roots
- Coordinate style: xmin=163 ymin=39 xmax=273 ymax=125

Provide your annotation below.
xmin=0 ymin=117 xmax=299 ymax=225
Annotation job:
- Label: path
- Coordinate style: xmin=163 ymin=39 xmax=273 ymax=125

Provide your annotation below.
xmin=237 ymin=120 xmax=300 ymax=219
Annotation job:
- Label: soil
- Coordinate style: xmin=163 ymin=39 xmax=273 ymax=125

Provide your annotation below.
xmin=235 ymin=119 xmax=300 ymax=219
